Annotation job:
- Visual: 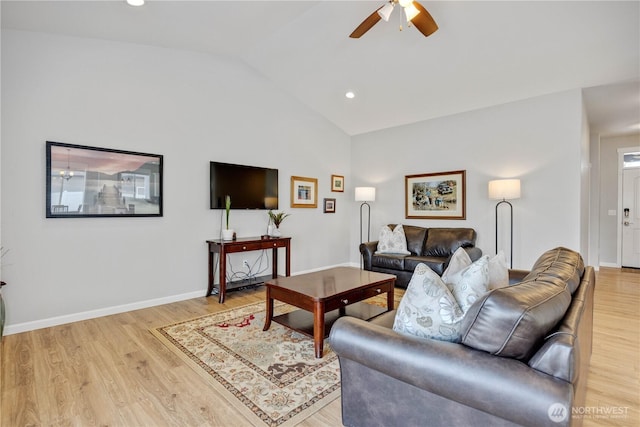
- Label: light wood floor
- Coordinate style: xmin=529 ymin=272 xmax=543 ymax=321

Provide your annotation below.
xmin=1 ymin=267 xmax=638 ymax=426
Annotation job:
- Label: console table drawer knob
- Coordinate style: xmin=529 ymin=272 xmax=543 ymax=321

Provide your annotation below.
xmin=341 ymin=299 xmax=349 ymax=305
xmin=242 ymin=246 xmax=247 ymax=250
xmin=273 ymin=243 xmax=277 ymax=247
xmin=376 ymin=288 xmax=381 ymax=293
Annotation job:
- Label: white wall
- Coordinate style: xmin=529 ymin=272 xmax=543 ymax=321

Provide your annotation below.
xmin=580 ymin=102 xmax=591 ymax=263
xmin=350 ymin=90 xmax=586 ymax=270
xmin=589 ymin=133 xmax=602 ymax=268
xmin=598 ymin=134 xmax=640 ymax=265
xmin=0 ymin=30 xmax=600 ymax=333
xmin=1 ymin=30 xmax=352 ymax=332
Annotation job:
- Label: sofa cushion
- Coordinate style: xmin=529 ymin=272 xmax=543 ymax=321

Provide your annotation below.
xmin=393 ymin=263 xmax=465 ymax=342
xmin=460 ymin=279 xmax=572 ymax=360
xmin=372 ymin=254 xmax=405 ymax=270
xmin=524 ymin=246 xmax=584 ymax=294
xmin=404 ymin=256 xmax=448 ymax=275
xmin=423 ymin=228 xmax=476 ymax=257
xmin=375 ymin=224 xmax=411 ymax=255
xmin=400 ymin=224 xmax=428 ymax=255
xmin=459 ymin=247 xmax=584 ymax=361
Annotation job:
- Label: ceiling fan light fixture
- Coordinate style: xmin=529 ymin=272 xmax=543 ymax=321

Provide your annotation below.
xmin=377 ymin=3 xmax=395 ymax=22
xmin=126 ymin=0 xmax=145 ymax=7
xmin=349 ymin=0 xmax=437 ymax=38
xmin=404 ymin=4 xmax=420 ymax=21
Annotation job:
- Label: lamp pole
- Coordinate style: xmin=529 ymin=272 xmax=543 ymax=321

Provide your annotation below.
xmin=495 ymin=199 xmax=514 ymax=269
xmin=360 ymin=201 xmax=371 ymax=244
xmin=355 ymin=186 xmax=376 ymax=269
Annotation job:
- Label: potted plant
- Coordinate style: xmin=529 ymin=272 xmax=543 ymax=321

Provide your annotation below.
xmin=268 ymin=210 xmax=290 ymax=237
xmin=221 ymin=195 xmax=234 ymax=240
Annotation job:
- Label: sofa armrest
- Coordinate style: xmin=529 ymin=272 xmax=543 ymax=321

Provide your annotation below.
xmin=359 ymin=241 xmax=378 ymax=270
xmin=330 ymin=316 xmax=573 ymax=427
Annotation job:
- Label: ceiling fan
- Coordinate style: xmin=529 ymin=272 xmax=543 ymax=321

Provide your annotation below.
xmin=349 ymin=0 xmax=438 ymax=38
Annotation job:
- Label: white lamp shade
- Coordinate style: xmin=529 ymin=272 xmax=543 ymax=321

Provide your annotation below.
xmin=355 ymin=187 xmax=376 ymax=202
xmin=404 ymin=3 xmax=420 ymax=21
xmin=488 ymin=179 xmax=521 ymax=200
xmin=377 ymin=3 xmax=394 ymax=21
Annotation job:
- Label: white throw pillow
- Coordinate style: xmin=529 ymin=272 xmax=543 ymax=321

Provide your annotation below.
xmin=488 ymin=251 xmax=509 ymax=290
xmin=441 ymin=247 xmax=472 ymax=285
xmin=375 ymin=224 xmax=410 ymax=255
xmin=393 ymin=263 xmax=465 ymax=342
xmin=445 ymin=255 xmax=490 ymax=313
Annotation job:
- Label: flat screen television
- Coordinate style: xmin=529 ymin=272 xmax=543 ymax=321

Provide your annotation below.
xmin=210 ymin=161 xmax=278 ymax=210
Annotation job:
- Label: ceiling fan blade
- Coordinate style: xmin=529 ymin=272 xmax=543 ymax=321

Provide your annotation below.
xmin=410 ymin=1 xmax=438 ymax=37
xmin=349 ymin=7 xmax=383 ymax=38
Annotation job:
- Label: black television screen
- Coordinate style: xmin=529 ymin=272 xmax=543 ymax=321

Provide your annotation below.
xmin=210 ymin=162 xmax=278 ymax=210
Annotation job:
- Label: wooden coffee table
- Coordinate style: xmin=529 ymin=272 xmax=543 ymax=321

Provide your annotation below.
xmin=263 ymin=267 xmax=396 ymax=358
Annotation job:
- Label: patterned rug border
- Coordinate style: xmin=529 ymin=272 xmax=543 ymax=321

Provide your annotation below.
xmin=150 ymin=301 xmax=341 ymax=427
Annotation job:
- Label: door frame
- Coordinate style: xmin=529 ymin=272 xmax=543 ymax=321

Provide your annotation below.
xmin=617 ymin=146 xmax=640 ymax=266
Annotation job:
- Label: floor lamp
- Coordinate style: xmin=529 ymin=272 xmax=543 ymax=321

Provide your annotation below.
xmin=355 ymin=187 xmax=376 ymax=243
xmin=488 ymin=179 xmax=521 ymax=268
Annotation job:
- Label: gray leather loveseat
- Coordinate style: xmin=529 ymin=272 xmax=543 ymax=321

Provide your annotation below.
xmin=360 ymin=225 xmax=482 ymax=287
xmin=331 ymin=247 xmax=594 ymax=427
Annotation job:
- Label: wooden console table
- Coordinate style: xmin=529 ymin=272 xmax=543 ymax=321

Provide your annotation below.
xmin=206 ymin=236 xmax=291 ymax=303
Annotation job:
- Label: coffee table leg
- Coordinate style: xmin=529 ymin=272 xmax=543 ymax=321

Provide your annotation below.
xmin=263 ymin=287 xmax=273 ymax=331
xmin=313 ymin=302 xmax=325 ymax=358
xmin=387 ymin=283 xmax=395 ymax=310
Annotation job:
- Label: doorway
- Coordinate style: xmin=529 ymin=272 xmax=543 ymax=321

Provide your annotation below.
xmin=619 ymin=150 xmax=640 ymax=268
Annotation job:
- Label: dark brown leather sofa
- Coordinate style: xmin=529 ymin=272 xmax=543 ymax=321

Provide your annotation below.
xmin=359 ymin=225 xmax=482 ymax=288
xmin=331 ymin=247 xmax=594 ymax=427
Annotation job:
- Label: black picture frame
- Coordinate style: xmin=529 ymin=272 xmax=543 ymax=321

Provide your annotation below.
xmin=323 ymin=198 xmax=336 ymax=213
xmin=46 ymin=141 xmax=163 ymax=218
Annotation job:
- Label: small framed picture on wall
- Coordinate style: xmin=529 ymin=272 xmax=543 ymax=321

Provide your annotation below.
xmin=331 ymin=175 xmax=344 ymax=192
xmin=291 ymin=176 xmax=318 ymax=208
xmin=323 ymin=198 xmax=336 ymax=213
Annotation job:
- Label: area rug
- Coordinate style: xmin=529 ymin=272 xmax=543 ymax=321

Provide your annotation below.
xmin=151 ymin=301 xmax=342 ymax=427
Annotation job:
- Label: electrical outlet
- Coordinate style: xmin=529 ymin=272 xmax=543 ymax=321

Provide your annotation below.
xmin=243 ymin=260 xmax=250 ymax=269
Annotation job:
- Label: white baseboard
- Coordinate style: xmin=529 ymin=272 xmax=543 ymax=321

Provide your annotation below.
xmin=599 ymin=262 xmax=620 ymax=268
xmin=4 ymin=290 xmax=204 ymax=336
xmin=4 ymin=262 xmax=360 ymax=336
xmin=293 ymin=262 xmax=356 ymax=275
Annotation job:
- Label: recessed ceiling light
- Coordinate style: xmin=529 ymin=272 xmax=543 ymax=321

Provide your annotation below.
xmin=126 ymin=0 xmax=145 ymax=6
xmin=345 ymin=91 xmax=355 ymax=99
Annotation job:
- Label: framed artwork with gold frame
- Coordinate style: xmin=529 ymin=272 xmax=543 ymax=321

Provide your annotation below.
xmin=291 ymin=176 xmax=318 ymax=208
xmin=331 ymin=175 xmax=344 ymax=192
xmin=405 ymin=170 xmax=466 ymax=219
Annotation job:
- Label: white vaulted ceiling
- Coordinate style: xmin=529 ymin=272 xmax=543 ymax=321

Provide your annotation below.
xmin=2 ymin=0 xmax=639 ymax=136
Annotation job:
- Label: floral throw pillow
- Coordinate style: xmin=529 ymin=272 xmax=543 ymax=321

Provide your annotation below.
xmin=488 ymin=251 xmax=509 ymax=290
xmin=445 ymin=255 xmax=490 ymax=313
xmin=441 ymin=247 xmax=472 ymax=285
xmin=393 ymin=263 xmax=465 ymax=342
xmin=375 ymin=224 xmax=411 ymax=255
